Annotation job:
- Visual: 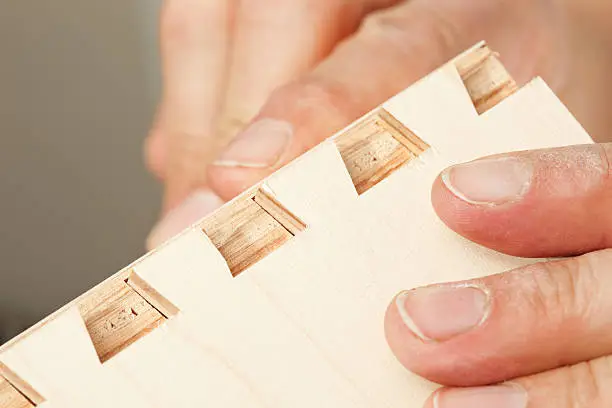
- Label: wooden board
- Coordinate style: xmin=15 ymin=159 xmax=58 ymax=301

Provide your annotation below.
xmin=0 ymin=377 xmax=33 ymax=408
xmin=0 ymin=43 xmax=593 ymax=407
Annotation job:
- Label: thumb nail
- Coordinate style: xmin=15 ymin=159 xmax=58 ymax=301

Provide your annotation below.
xmin=441 ymin=156 xmax=533 ymax=205
xmin=147 ymin=190 xmax=223 ymax=250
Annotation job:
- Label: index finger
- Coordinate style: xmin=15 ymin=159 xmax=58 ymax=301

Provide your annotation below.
xmin=206 ymin=0 xmax=565 ymax=200
xmin=149 ymin=0 xmax=235 ymax=211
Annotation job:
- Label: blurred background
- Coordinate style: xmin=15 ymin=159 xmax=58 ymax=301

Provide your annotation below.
xmin=0 ymin=1 xmax=163 ymax=342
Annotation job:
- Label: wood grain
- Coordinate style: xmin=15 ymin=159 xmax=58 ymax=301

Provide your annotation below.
xmin=77 ymin=274 xmax=166 ymax=362
xmin=455 ymin=43 xmax=518 ymax=114
xmin=253 ymin=187 xmax=307 ymax=235
xmin=126 ymin=270 xmax=180 ymax=319
xmin=201 ymin=193 xmax=295 ymax=277
xmin=336 ymin=108 xmax=429 ymax=194
xmin=0 ymin=376 xmax=32 ymax=408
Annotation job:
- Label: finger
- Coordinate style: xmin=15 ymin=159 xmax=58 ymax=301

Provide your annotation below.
xmin=147 ymin=0 xmax=235 ymax=211
xmin=152 ymin=0 xmax=402 ymax=234
xmin=432 ymin=143 xmax=612 ymax=258
xmin=218 ymin=0 xmax=403 ymax=144
xmin=426 ymin=355 xmax=612 ymax=408
xmin=384 ymin=249 xmax=612 ymax=386
xmin=146 ymin=189 xmax=224 ymax=250
xmin=207 ymin=0 xmax=567 ymax=200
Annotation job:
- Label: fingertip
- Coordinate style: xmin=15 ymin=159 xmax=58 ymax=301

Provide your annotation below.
xmin=384 ymin=286 xmax=495 ymax=387
xmin=147 ymin=190 xmax=224 ymax=250
xmin=432 ymin=145 xmax=612 ymax=257
xmin=384 ymin=292 xmax=418 ymax=367
xmin=144 ymin=132 xmax=167 ymax=181
xmin=430 ymin=174 xmax=490 ymax=245
xmin=384 ymin=291 xmax=453 ymax=385
xmin=431 ymin=165 xmax=547 ymax=258
xmin=207 ymin=165 xmax=269 ymax=201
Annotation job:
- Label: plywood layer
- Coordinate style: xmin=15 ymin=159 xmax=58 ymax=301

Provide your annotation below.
xmin=0 ymin=377 xmax=32 ymax=408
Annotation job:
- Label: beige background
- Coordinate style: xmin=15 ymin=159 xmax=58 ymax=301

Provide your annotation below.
xmin=0 ymin=1 xmax=163 ymax=341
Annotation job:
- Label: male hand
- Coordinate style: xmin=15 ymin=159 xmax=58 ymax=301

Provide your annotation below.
xmin=146 ymin=0 xmax=579 ymax=248
xmin=385 ymin=143 xmax=612 ymax=407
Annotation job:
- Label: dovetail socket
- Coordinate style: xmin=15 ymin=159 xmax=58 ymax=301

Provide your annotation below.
xmin=127 ymin=272 xmax=180 ymax=319
xmin=455 ymin=44 xmax=518 ymax=114
xmin=335 ymin=108 xmax=429 ymax=195
xmin=78 ymin=275 xmax=167 ymax=363
xmin=201 ymin=187 xmax=306 ymax=277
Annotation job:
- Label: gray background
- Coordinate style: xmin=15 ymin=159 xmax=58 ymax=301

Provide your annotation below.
xmin=0 ymin=1 xmax=163 ymax=342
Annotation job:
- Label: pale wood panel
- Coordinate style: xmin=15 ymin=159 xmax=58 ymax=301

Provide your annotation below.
xmin=0 ymin=309 xmax=150 ymax=407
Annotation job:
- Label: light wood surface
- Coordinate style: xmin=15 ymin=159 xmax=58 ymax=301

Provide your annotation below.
xmin=0 ymin=43 xmax=593 ymax=407
xmin=0 ymin=377 xmax=32 ymax=408
xmin=455 ymin=43 xmax=518 ymax=114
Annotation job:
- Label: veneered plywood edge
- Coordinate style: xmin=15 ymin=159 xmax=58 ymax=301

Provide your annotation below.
xmin=0 ymin=308 xmax=152 ymax=407
xmin=200 ymin=192 xmax=294 ymax=277
xmin=78 ymin=274 xmax=166 ymax=363
xmin=0 ymin=375 xmax=35 ymax=408
xmin=335 ymin=108 xmax=429 ymax=195
xmin=253 ymin=186 xmax=307 ymax=236
xmin=0 ymin=364 xmax=42 ymax=407
xmin=126 ymin=271 xmax=180 ymax=319
xmin=454 ymin=42 xmax=518 ymax=114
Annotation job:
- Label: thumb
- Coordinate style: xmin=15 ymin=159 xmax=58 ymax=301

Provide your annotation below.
xmin=206 ymin=0 xmax=566 ymax=200
xmin=432 ymin=143 xmax=612 ymax=257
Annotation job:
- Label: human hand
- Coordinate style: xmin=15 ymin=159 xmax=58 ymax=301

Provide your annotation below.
xmin=145 ymin=0 xmax=401 ymax=246
xmin=385 ymin=143 xmax=612 ymax=407
xmin=147 ymin=0 xmax=576 ymax=249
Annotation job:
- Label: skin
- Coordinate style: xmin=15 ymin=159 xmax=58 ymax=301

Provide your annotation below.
xmin=145 ymin=0 xmax=612 ymax=245
xmin=385 ymin=143 xmax=612 ymax=406
xmin=145 ymin=1 xmax=612 ymax=405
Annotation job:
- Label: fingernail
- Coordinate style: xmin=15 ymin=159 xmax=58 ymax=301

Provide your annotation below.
xmin=213 ymin=119 xmax=292 ymax=168
xmin=147 ymin=190 xmax=223 ymax=250
xmin=434 ymin=384 xmax=527 ymax=408
xmin=396 ymin=284 xmax=490 ymax=342
xmin=441 ymin=156 xmax=533 ymax=205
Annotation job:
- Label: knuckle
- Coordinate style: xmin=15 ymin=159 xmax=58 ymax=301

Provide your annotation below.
xmin=216 ymin=112 xmax=253 ymax=146
xmin=360 ymin=7 xmax=408 ymax=36
xmin=268 ymin=79 xmax=353 ymax=127
xmin=521 ymin=254 xmax=603 ymax=323
xmin=359 ymin=5 xmax=460 ymax=61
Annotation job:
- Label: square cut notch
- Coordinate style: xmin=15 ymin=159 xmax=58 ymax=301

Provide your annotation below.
xmin=455 ymin=43 xmax=518 ymax=114
xmin=335 ymin=108 xmax=429 ymax=195
xmin=79 ymin=272 xmax=179 ymax=363
xmin=201 ymin=188 xmax=307 ymax=277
